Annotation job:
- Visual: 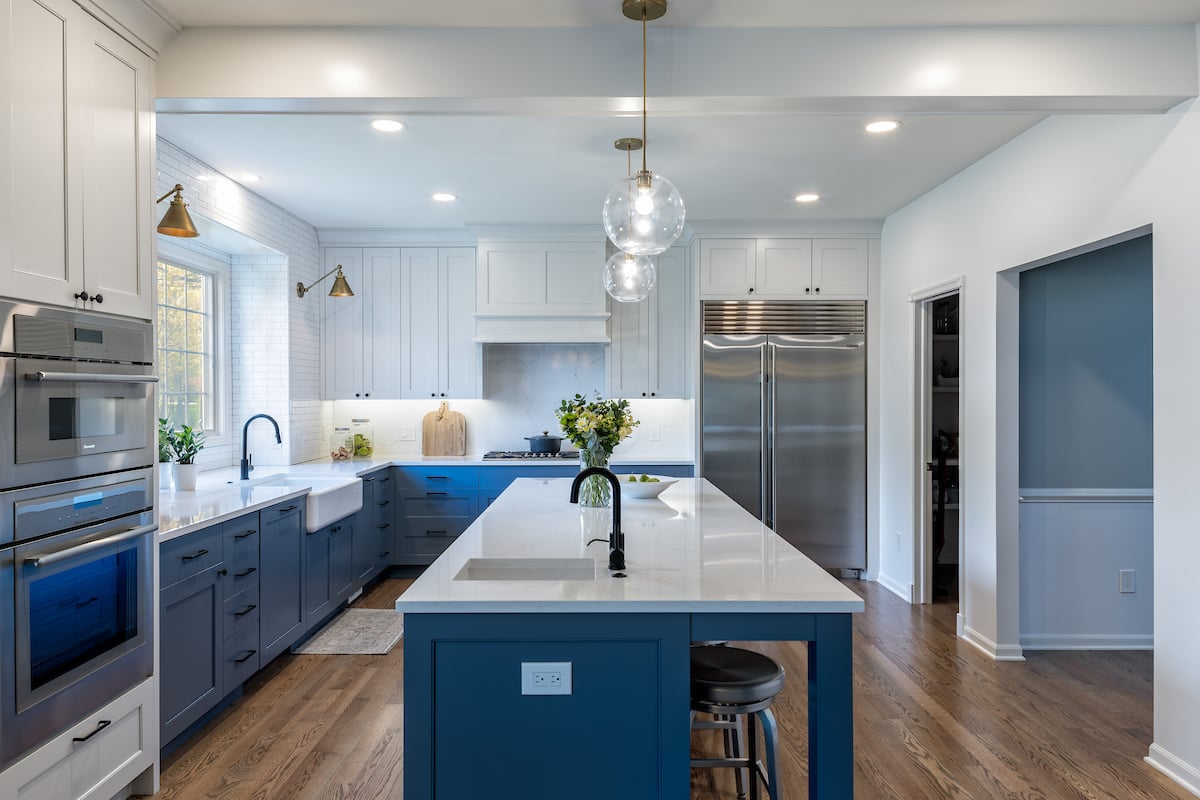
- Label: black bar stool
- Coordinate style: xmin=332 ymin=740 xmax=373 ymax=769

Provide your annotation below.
xmin=690 ymin=645 xmax=786 ymax=800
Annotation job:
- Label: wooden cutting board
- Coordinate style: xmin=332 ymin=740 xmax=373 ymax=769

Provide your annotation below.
xmin=422 ymin=401 xmax=466 ymax=456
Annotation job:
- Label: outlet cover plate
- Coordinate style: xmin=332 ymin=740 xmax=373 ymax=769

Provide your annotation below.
xmin=521 ymin=661 xmax=572 ymax=695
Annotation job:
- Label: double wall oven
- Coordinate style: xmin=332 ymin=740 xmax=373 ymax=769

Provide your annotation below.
xmin=0 ymin=300 xmax=157 ymax=769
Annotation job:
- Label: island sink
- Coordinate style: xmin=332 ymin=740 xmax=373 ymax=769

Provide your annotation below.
xmin=252 ymin=474 xmax=363 ymax=532
xmin=454 ymin=558 xmax=596 ymax=581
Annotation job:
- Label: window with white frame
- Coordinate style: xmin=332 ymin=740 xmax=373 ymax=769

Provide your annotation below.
xmin=156 ymin=259 xmax=216 ymax=431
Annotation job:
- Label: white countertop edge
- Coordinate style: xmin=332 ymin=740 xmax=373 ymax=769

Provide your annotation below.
xmin=394 ymin=599 xmax=865 ymax=614
xmin=295 ymin=456 xmax=696 ymax=468
xmin=158 ymin=486 xmax=309 ymax=543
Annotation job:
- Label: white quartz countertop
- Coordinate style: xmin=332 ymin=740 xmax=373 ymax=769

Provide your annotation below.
xmin=297 ymin=454 xmax=696 ymax=467
xmin=395 ymin=478 xmax=864 ymax=614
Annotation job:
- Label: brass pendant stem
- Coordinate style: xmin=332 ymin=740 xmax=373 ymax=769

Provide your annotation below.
xmin=641 ymin=8 xmax=648 ymax=175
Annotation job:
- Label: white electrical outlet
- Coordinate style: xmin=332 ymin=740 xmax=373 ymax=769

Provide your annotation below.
xmin=398 ymin=425 xmax=416 ymax=441
xmin=1119 ymin=569 xmax=1136 ymax=594
xmin=521 ymin=662 xmax=572 ymax=696
xmin=896 ymin=531 xmax=903 ymax=551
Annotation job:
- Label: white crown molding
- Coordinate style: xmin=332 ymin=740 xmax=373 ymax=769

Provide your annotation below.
xmin=687 ymin=219 xmax=883 ymax=238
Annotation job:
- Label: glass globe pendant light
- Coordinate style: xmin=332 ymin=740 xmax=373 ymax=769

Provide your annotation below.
xmin=601 ymin=0 xmax=685 ymax=256
xmin=604 ymin=138 xmax=657 ymax=302
xmin=604 ymin=250 xmax=657 ymax=303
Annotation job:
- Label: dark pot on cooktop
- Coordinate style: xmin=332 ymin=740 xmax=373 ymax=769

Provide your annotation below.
xmin=525 ymin=431 xmax=564 ymax=453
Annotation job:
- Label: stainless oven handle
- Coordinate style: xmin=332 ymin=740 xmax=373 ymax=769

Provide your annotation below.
xmin=24 ymin=524 xmax=157 ymax=568
xmin=25 ymin=371 xmax=159 ymax=384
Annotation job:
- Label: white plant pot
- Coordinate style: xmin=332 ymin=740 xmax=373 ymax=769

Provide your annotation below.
xmin=159 ymin=462 xmax=173 ymax=491
xmin=172 ymin=463 xmax=198 ymax=492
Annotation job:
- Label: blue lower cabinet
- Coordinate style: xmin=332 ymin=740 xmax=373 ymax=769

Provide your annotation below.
xmin=160 ymin=564 xmax=223 ymax=746
xmin=259 ymin=501 xmax=305 ymax=663
xmin=303 ymin=524 xmax=334 ymax=629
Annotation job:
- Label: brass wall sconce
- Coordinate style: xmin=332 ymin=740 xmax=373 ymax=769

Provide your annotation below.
xmin=155 ymin=184 xmax=199 ymax=237
xmin=297 ymin=265 xmax=354 ymax=298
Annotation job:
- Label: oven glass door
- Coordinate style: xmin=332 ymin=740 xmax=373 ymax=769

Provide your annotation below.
xmin=13 ymin=358 xmax=154 ymax=465
xmin=13 ymin=522 xmax=153 ymax=713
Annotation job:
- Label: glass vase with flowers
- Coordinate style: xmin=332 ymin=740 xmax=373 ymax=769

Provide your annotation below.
xmin=555 ymin=393 xmax=639 ymax=507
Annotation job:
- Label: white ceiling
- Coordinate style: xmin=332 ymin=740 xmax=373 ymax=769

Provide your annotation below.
xmin=150 ymin=0 xmax=1200 ymax=234
xmin=150 ymin=0 xmax=1200 ymax=29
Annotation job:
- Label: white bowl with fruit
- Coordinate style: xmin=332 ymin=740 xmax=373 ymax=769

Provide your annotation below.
xmin=619 ymin=474 xmax=678 ymax=499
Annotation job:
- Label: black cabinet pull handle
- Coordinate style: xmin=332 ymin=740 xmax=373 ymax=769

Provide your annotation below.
xmin=378 ymin=500 xmax=391 ymax=506
xmin=182 ymin=549 xmax=209 ymax=561
xmin=72 ymin=719 xmax=111 ymax=743
xmin=380 ymin=477 xmax=390 ymax=483
xmin=234 ymin=529 xmax=257 ymax=540
xmin=234 ymin=649 xmax=257 ymax=664
xmin=363 ymin=477 xmax=375 ymax=482
xmin=217 ymin=569 xmax=228 ymax=576
xmin=234 ymin=604 xmax=257 ymax=617
xmin=425 ymin=530 xmax=448 ymax=537
xmin=279 ymin=505 xmax=298 ymax=512
xmin=427 ymin=475 xmax=449 ymax=480
xmin=235 ymin=567 xmax=257 ymax=578
xmin=378 ymin=551 xmax=390 ymax=558
xmin=75 ymin=596 xmax=99 ymax=610
xmin=426 ymin=491 xmax=448 ymax=497
xmin=377 ymin=523 xmax=390 ymax=530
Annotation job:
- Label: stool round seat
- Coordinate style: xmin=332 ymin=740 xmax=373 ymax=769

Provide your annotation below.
xmin=691 ymin=645 xmax=786 ymax=707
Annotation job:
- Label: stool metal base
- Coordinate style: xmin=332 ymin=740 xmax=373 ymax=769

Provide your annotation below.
xmin=690 ymin=706 xmax=782 ymax=800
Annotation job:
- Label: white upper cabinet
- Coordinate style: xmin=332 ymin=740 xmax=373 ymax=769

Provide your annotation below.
xmin=399 ymin=247 xmax=479 ymax=399
xmin=1 ymin=0 xmax=153 ymax=318
xmin=700 ymin=237 xmax=868 ymax=299
xmin=322 ymin=248 xmax=370 ymax=399
xmin=609 ymin=245 xmax=690 ymax=399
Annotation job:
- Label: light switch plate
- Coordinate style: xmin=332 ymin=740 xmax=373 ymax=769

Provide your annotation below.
xmin=521 ymin=662 xmax=572 ymax=695
xmin=398 ymin=425 xmax=416 ymax=441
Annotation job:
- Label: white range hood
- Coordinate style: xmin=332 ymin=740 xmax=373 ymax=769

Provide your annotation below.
xmin=473 ymin=313 xmax=610 ymax=343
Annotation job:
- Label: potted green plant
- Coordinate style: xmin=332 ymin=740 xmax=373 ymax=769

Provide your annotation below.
xmin=157 ymin=417 xmax=174 ymax=490
xmin=166 ymin=423 xmax=206 ymax=491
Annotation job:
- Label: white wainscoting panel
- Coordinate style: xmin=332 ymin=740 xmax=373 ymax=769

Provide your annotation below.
xmin=1019 ymin=490 xmax=1153 ymax=649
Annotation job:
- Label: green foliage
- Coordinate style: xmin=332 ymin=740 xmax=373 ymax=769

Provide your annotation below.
xmin=157 ymin=417 xmax=173 ymax=463
xmin=164 ymin=422 xmax=206 ymax=465
xmin=554 ymin=393 xmax=638 ymax=457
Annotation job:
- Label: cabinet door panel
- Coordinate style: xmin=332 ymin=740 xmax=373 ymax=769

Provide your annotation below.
xmin=364 ymin=247 xmax=403 ymax=398
xmin=812 ymin=238 xmax=869 ymax=297
xmin=399 ymin=247 xmax=440 ymax=398
xmin=79 ymin=24 xmax=152 ymax=318
xmin=442 ymin=247 xmax=478 ymax=398
xmin=650 ymin=246 xmax=688 ymax=398
xmin=478 ymin=247 xmax=545 ymax=309
xmin=609 ymin=287 xmax=650 ymax=398
xmin=699 ymin=239 xmax=755 ymax=297
xmin=160 ymin=568 xmax=221 ymax=744
xmin=322 ymin=249 xmax=364 ymax=399
xmin=755 ymin=239 xmax=813 ymax=297
xmin=6 ymin=0 xmax=74 ymax=300
xmin=259 ymin=503 xmax=304 ymax=663
xmin=303 ymin=527 xmax=333 ymax=628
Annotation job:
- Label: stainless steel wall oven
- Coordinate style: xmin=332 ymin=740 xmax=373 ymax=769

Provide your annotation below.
xmin=0 ymin=300 xmax=157 ymax=769
xmin=0 ymin=299 xmax=156 ymax=491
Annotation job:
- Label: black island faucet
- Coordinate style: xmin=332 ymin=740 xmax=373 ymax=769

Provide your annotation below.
xmin=569 ymin=466 xmax=624 ymax=572
xmin=240 ymin=413 xmax=282 ymax=480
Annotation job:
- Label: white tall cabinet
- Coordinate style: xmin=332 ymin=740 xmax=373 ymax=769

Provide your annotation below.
xmin=0 ymin=0 xmax=154 ymax=319
xmin=608 ymin=246 xmax=689 ymax=399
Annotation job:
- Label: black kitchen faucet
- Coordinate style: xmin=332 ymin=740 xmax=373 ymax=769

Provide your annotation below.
xmin=569 ymin=466 xmax=625 ymax=572
xmin=240 ymin=414 xmax=282 ymax=480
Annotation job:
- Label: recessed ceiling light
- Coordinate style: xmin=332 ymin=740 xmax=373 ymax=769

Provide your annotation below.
xmin=865 ymin=120 xmax=901 ymax=134
xmin=371 ymin=119 xmax=406 ymax=133
xmin=795 ymin=193 xmax=820 ymax=203
xmin=432 ymin=193 xmax=457 ymax=203
xmin=240 ymin=174 xmax=261 ymax=183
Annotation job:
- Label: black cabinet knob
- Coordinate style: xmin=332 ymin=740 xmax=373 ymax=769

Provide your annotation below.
xmin=74 ymin=290 xmax=90 ymax=302
xmin=93 ymin=293 xmax=103 ymax=304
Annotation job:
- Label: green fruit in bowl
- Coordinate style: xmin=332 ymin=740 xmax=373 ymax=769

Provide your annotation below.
xmin=627 ymin=475 xmax=637 ymax=482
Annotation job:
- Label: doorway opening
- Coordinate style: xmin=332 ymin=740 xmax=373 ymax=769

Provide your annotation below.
xmin=914 ymin=286 xmax=962 ymax=606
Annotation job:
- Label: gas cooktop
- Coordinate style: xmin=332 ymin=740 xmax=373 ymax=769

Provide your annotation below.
xmin=482 ymin=451 xmax=580 ymax=460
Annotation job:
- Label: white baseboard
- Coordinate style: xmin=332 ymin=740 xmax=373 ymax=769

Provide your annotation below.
xmin=876 ymin=571 xmax=912 ymax=603
xmin=956 ymin=612 xmax=964 ymax=637
xmin=1147 ymin=743 xmax=1200 ymax=798
xmin=1021 ymin=633 xmax=1153 ymax=650
xmin=962 ymin=624 xmax=1025 ymax=661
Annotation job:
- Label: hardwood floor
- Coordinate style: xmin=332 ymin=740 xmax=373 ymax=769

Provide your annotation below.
xmin=152 ymin=577 xmax=1189 ymax=800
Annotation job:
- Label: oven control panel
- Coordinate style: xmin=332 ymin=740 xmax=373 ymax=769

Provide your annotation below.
xmin=10 ymin=473 xmax=152 ymax=542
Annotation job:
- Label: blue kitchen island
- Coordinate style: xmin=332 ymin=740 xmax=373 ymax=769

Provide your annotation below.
xmin=396 ymin=477 xmax=863 ymax=799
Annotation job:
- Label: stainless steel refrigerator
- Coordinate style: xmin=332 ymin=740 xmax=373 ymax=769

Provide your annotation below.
xmin=701 ymin=301 xmax=866 ymax=571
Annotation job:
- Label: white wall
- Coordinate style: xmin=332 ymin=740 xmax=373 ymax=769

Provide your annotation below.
xmin=878 ymin=101 xmax=1200 ymax=790
xmin=156 ymin=139 xmax=324 ymax=467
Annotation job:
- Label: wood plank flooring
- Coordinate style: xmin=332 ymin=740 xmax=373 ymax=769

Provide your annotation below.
xmin=150 ymin=578 xmax=1191 ymax=799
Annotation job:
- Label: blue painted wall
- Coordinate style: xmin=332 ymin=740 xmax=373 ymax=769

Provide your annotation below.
xmin=1018 ymin=235 xmax=1153 ymax=489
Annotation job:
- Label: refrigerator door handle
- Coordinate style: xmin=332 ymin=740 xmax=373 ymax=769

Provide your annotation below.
xmin=764 ymin=342 xmax=775 ymax=528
